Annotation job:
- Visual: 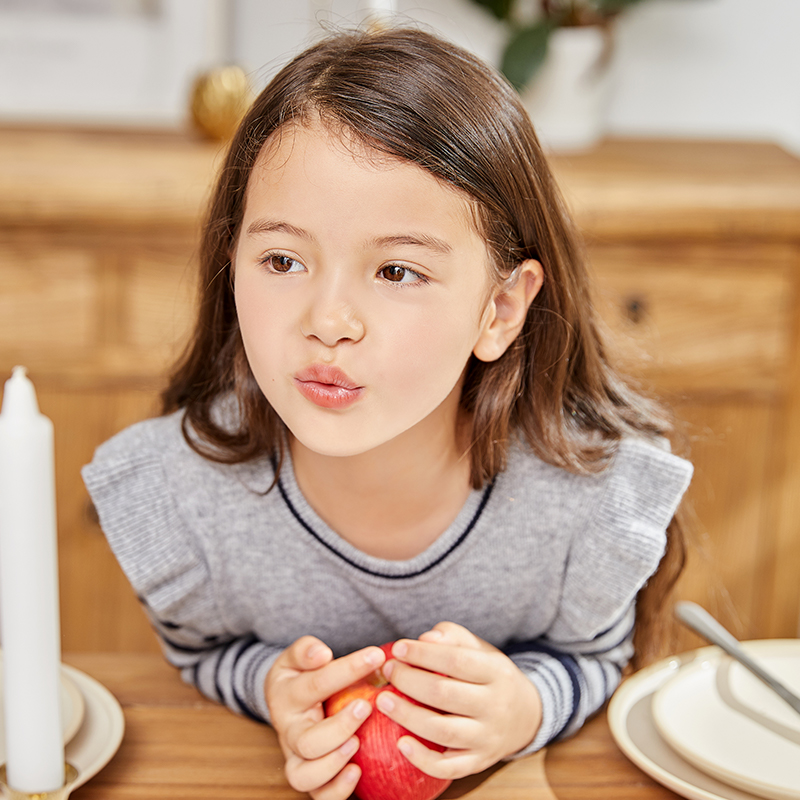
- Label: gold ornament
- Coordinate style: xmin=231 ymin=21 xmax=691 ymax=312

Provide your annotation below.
xmin=189 ymin=65 xmax=253 ymax=141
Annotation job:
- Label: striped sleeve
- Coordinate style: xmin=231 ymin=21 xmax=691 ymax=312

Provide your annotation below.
xmin=143 ymin=604 xmax=282 ymax=724
xmin=82 ymin=425 xmax=282 ymax=724
xmin=505 ymin=438 xmax=692 ymax=756
xmin=504 ymin=604 xmax=634 ymax=755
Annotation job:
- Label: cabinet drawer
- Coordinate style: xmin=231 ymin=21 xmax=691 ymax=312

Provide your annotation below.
xmin=0 ymin=244 xmax=97 ymax=352
xmin=589 ymin=243 xmax=795 ymax=395
xmin=125 ymin=253 xmax=197 ymax=356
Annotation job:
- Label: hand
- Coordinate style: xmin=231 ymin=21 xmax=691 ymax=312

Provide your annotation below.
xmin=265 ymin=636 xmax=386 ymax=799
xmin=376 ymin=622 xmax=542 ymax=781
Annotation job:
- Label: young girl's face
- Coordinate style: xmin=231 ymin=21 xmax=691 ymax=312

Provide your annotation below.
xmin=233 ymin=121 xmax=501 ymax=459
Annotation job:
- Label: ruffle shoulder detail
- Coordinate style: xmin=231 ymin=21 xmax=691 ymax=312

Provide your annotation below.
xmin=81 ymin=414 xmax=222 ymax=630
xmin=547 ymin=437 xmax=693 ymax=642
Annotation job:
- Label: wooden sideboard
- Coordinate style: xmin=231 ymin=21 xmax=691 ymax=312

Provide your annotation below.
xmin=2 ymin=129 xmax=799 ymax=655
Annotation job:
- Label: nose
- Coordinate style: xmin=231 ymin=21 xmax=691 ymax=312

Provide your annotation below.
xmin=300 ymin=282 xmax=365 ymax=347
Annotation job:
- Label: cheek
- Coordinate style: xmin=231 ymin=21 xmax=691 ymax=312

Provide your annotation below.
xmin=381 ymin=303 xmax=484 ymax=388
xmin=234 ymin=272 xmax=282 ymax=365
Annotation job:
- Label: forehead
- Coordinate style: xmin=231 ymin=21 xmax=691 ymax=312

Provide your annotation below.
xmin=244 ymin=120 xmax=483 ymax=236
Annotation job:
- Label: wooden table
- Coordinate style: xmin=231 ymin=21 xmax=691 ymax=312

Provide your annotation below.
xmin=64 ymin=653 xmax=681 ymax=800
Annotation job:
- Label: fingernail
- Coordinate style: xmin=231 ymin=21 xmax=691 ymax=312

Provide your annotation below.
xmin=382 ymin=659 xmax=394 ymax=680
xmin=340 ymin=737 xmax=358 ymax=757
xmin=307 ymin=643 xmax=327 ymax=660
xmin=424 ymin=629 xmax=443 ymax=641
xmin=343 ymin=763 xmax=360 ymax=783
xmin=364 ymin=647 xmax=383 ymax=667
xmin=351 ymin=699 xmax=370 ymax=720
xmin=392 ymin=641 xmax=408 ymax=658
xmin=376 ymin=692 xmax=395 ymax=713
xmin=398 ymin=739 xmax=413 ymax=757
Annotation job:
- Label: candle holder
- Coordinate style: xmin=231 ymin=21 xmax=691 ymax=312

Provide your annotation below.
xmin=0 ymin=763 xmax=78 ymax=800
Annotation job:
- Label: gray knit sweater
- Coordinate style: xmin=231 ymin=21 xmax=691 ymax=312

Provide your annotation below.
xmin=82 ymin=411 xmax=692 ymax=756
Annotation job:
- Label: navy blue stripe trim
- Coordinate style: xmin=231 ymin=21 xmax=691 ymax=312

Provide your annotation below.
xmin=590 ymin=621 xmax=635 ymax=654
xmin=521 ymin=658 xmax=564 ymax=714
xmin=598 ymin=661 xmax=608 ymax=699
xmin=157 ymin=631 xmax=215 ymax=654
xmin=548 ymin=622 xmax=635 ymax=657
xmin=243 ymin=649 xmax=271 ymax=723
xmin=231 ymin=638 xmax=264 ymax=723
xmin=277 ymin=477 xmax=495 ymax=579
xmin=505 ymin=640 xmax=582 ymax=740
xmin=213 ymin=645 xmax=227 ymax=703
xmin=591 ymin=606 xmax=632 ymax=640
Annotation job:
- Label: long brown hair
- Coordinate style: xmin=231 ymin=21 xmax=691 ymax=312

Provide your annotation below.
xmin=162 ymin=27 xmax=687 ymax=665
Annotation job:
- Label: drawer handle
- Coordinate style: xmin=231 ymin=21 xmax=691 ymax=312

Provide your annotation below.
xmin=624 ymin=296 xmax=647 ymax=324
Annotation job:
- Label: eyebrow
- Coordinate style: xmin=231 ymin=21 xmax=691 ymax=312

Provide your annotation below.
xmin=245 ymin=219 xmax=314 ymax=240
xmin=367 ymin=234 xmax=453 ymax=255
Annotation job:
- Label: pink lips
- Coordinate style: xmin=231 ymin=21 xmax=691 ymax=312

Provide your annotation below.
xmin=294 ymin=365 xmax=364 ymax=409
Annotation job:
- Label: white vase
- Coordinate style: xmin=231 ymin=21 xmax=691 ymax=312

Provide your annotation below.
xmin=521 ymin=25 xmax=612 ymax=153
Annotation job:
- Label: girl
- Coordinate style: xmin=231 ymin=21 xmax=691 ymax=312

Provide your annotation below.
xmin=84 ymin=27 xmax=692 ymax=800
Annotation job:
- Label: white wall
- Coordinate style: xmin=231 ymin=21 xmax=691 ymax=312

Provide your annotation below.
xmin=607 ymin=0 xmax=800 ymax=155
xmin=232 ymin=0 xmax=800 ymax=156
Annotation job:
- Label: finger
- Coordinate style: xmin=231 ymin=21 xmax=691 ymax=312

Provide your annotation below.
xmin=285 ymin=736 xmax=360 ymax=795
xmin=375 ymin=689 xmax=482 ymax=750
xmin=309 ymin=763 xmax=361 ymax=800
xmin=281 ymin=635 xmax=334 ymax=672
xmin=419 ymin=621 xmax=481 ymax=648
xmin=391 ymin=638 xmax=494 ymax=685
xmin=288 ymin=698 xmax=372 ymax=761
xmin=386 ymin=660 xmax=483 ymax=717
xmin=291 ymin=646 xmax=385 ymax=708
xmin=397 ymin=734 xmax=480 ymax=782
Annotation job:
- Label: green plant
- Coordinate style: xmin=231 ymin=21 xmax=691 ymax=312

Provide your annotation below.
xmin=470 ymin=0 xmax=652 ymax=89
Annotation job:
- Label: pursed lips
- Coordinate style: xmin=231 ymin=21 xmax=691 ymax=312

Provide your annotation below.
xmin=293 ymin=365 xmax=364 ymax=409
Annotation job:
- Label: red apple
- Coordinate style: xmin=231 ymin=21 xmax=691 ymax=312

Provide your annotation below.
xmin=324 ymin=642 xmax=452 ymax=800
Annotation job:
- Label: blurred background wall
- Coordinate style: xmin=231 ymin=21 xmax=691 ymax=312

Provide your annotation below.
xmin=233 ymin=0 xmax=800 ymax=156
xmin=0 ymin=0 xmax=798 ymax=154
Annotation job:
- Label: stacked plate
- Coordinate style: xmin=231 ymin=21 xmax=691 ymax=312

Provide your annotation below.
xmin=608 ymin=640 xmax=800 ymax=800
xmin=0 ymin=660 xmax=124 ymax=790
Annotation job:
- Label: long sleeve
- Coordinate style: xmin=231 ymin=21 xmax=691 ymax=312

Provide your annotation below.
xmin=504 ymin=437 xmax=693 ymax=756
xmin=504 ymin=603 xmax=634 ymax=754
xmin=142 ymin=602 xmax=282 ymax=724
xmin=82 ymin=424 xmax=279 ymax=724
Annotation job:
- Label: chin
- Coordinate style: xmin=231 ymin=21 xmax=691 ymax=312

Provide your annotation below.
xmin=288 ymin=427 xmax=395 ymax=460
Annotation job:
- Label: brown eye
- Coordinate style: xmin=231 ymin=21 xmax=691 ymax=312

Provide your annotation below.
xmin=382 ymin=265 xmax=407 ymax=282
xmin=266 ymin=255 xmax=303 ymax=273
xmin=380 ymin=264 xmax=426 ymax=285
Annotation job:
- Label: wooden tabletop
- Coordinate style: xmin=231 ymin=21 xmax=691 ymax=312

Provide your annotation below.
xmin=63 ymin=653 xmax=681 ymax=800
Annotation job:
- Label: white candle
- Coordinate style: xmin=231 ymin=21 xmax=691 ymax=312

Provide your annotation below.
xmin=0 ymin=367 xmax=64 ymax=792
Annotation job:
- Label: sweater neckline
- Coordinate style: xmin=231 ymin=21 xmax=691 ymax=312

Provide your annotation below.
xmin=275 ymin=450 xmax=495 ymax=580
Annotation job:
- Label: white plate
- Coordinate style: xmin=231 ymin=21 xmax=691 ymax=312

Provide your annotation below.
xmin=60 ymin=663 xmax=125 ymax=789
xmin=608 ymin=646 xmax=767 ymax=800
xmin=0 ymin=662 xmax=86 ymax=748
xmin=652 ymin=640 xmax=800 ymax=800
xmin=0 ymin=663 xmax=125 ymax=790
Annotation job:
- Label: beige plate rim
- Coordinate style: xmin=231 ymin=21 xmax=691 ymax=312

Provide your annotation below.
xmin=608 ymin=643 xmax=783 ymax=800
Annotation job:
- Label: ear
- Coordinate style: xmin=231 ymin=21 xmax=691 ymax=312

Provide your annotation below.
xmin=473 ymin=259 xmax=543 ymax=363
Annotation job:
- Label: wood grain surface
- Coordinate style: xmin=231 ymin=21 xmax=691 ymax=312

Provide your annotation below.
xmin=64 ymin=653 xmax=681 ymax=800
